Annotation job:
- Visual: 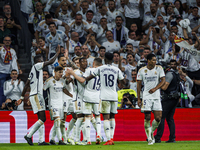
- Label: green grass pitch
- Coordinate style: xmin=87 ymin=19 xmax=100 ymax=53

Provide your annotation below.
xmin=0 ymin=141 xmax=200 ymax=150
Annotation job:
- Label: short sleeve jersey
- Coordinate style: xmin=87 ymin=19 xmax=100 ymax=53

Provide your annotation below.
xmin=92 ymin=64 xmax=124 ymax=101
xmin=28 ymin=62 xmax=44 ymax=96
xmin=83 ymin=68 xmax=100 ymax=103
xmin=43 ymin=77 xmax=66 ymax=108
xmin=137 ymin=65 xmax=165 ymax=100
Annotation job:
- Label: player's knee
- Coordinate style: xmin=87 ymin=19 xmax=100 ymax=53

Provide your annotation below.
xmin=144 ymin=112 xmax=151 ymax=121
xmin=155 ymin=117 xmax=161 ymax=122
xmin=110 ymin=113 xmax=115 ymax=119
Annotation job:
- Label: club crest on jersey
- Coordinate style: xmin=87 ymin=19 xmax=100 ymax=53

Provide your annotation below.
xmin=44 ymin=25 xmax=47 ymax=29
xmin=3 ymin=49 xmax=5 ymax=53
xmin=116 ymin=45 xmax=118 ymax=47
xmin=155 ymin=71 xmax=157 ymax=75
xmin=49 ymin=37 xmax=52 ymax=40
xmin=58 ymin=37 xmax=61 ymax=40
xmin=144 ymin=69 xmax=147 ymax=75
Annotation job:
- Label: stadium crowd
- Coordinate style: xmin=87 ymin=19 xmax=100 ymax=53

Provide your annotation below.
xmin=0 ymin=0 xmax=200 ymax=146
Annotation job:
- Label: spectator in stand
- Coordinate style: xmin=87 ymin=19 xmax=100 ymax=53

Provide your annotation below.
xmin=130 ymin=69 xmax=137 ymax=93
xmin=73 ymin=46 xmax=82 ymax=59
xmin=0 ymin=36 xmax=20 ymax=106
xmin=106 ymin=0 xmax=125 ymax=27
xmin=28 ymin=2 xmax=45 ymax=35
xmin=174 ymin=0 xmax=188 ymax=19
xmin=102 ymin=30 xmax=121 ymax=53
xmin=112 ymin=51 xmax=121 ymax=67
xmin=3 ymin=4 xmax=21 ymax=45
xmin=20 ymin=0 xmax=42 ymax=20
xmin=98 ymin=46 xmax=106 ymax=64
xmin=121 ymin=53 xmax=137 ymax=81
xmin=0 ymin=16 xmax=11 ymax=47
xmin=55 ymin=0 xmax=76 ymax=31
xmin=76 ymin=0 xmax=90 ymax=20
xmin=124 ymin=0 xmax=143 ymax=32
xmin=31 ymin=37 xmax=48 ymax=65
xmin=96 ymin=17 xmax=112 ymax=45
xmin=188 ymin=7 xmax=200 ymax=29
xmin=129 ymin=23 xmax=140 ymax=40
xmin=66 ymin=32 xmax=82 ymax=58
xmin=85 ymin=10 xmax=98 ymax=37
xmin=35 ymin=14 xmax=69 ymax=44
xmin=3 ymin=69 xmax=24 ymax=110
xmin=72 ymin=57 xmax=80 ymax=68
xmin=112 ymin=16 xmax=129 ymax=47
xmin=69 ymin=14 xmax=90 ymax=44
xmin=81 ymin=45 xmax=95 ymax=68
xmin=46 ymin=22 xmax=68 ymax=59
xmin=95 ymin=5 xmax=108 ymax=24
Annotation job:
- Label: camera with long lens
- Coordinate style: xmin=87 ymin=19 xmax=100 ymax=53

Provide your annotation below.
xmin=122 ymin=93 xmax=137 ymax=108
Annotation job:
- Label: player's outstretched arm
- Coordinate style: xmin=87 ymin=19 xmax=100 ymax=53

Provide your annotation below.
xmin=16 ymin=79 xmax=30 ymax=106
xmin=137 ymin=80 xmax=142 ymax=107
xmin=44 ymin=45 xmax=61 ymax=67
xmin=149 ymin=77 xmax=166 ymax=94
xmin=63 ymin=88 xmax=73 ymax=98
xmin=64 ymin=49 xmax=79 ymax=70
xmin=85 ymin=74 xmax=95 ymax=82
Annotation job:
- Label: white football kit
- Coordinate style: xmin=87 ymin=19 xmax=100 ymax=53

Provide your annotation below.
xmin=72 ymin=69 xmax=86 ymax=114
xmin=82 ymin=68 xmax=101 ymax=115
xmin=137 ymin=65 xmax=165 ymax=111
xmin=28 ymin=62 xmax=45 ymax=114
xmin=44 ymin=77 xmax=66 ymax=119
xmin=92 ymin=65 xmax=124 ymax=114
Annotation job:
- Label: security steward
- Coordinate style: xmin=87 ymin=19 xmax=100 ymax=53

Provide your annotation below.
xmin=154 ymin=59 xmax=181 ymax=143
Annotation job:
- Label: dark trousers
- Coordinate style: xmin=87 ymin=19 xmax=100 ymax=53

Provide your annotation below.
xmin=155 ymin=99 xmax=179 ymax=141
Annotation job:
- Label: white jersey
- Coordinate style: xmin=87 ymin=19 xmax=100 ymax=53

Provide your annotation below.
xmin=73 ymin=69 xmax=86 ymax=101
xmin=28 ymin=62 xmax=44 ymax=96
xmin=137 ymin=65 xmax=165 ymax=100
xmin=102 ymin=41 xmax=121 ymax=53
xmin=92 ymin=64 xmax=124 ymax=101
xmin=46 ymin=30 xmax=68 ymax=54
xmin=69 ymin=20 xmax=90 ymax=38
xmin=52 ymin=67 xmax=74 ymax=100
xmin=58 ymin=11 xmax=73 ymax=24
xmin=37 ymin=19 xmax=62 ymax=38
xmin=43 ymin=77 xmax=66 ymax=108
xmin=83 ymin=68 xmax=100 ymax=103
xmin=87 ymin=55 xmax=95 ymax=68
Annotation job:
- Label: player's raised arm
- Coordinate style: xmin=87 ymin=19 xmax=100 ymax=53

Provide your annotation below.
xmin=43 ymin=45 xmax=61 ymax=67
xmin=16 ymin=79 xmax=30 ymax=106
xmin=64 ymin=49 xmax=79 ymax=70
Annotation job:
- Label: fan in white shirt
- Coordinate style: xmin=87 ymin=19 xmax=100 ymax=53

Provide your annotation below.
xmin=102 ymin=30 xmax=121 ymax=53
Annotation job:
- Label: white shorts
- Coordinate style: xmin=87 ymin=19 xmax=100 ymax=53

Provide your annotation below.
xmin=73 ymin=98 xmax=83 ymax=114
xmin=141 ymin=99 xmax=162 ymax=111
xmin=63 ymin=99 xmax=74 ymax=113
xmin=30 ymin=94 xmax=45 ymax=114
xmin=82 ymin=100 xmax=101 ymax=115
xmin=50 ymin=107 xmax=64 ymax=120
xmin=101 ymin=101 xmax=118 ymax=114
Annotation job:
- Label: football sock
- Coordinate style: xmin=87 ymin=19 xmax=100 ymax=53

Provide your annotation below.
xmin=104 ymin=120 xmax=110 ymax=141
xmin=81 ymin=121 xmax=86 ymax=141
xmin=152 ymin=119 xmax=160 ymax=133
xmin=66 ymin=118 xmax=76 ymax=138
xmin=38 ymin=124 xmax=44 ymax=143
xmin=27 ymin=119 xmax=43 ymax=138
xmin=51 ymin=125 xmax=56 ymax=141
xmin=91 ymin=117 xmax=97 ymax=131
xmin=60 ymin=120 xmax=67 ymax=142
xmin=54 ymin=118 xmax=62 ymax=141
xmin=96 ymin=116 xmax=101 ymax=137
xmin=144 ymin=119 xmax=152 ymax=140
xmin=85 ymin=117 xmax=91 ymax=142
xmin=70 ymin=125 xmax=76 ymax=140
xmin=110 ymin=118 xmax=116 ymax=139
xmin=75 ymin=117 xmax=83 ymax=142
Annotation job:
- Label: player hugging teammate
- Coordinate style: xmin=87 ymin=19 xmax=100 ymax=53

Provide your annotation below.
xmin=17 ymin=46 xmax=125 ymax=146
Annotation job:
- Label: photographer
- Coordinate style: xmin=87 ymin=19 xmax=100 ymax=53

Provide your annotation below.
xmin=119 ymin=92 xmax=136 ymax=109
xmin=117 ymin=79 xmax=137 ymax=108
xmin=1 ymin=98 xmax=18 ymax=110
xmin=3 ymin=69 xmax=24 ymax=110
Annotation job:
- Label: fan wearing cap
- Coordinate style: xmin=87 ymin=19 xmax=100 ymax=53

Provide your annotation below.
xmin=67 ymin=52 xmax=125 ymax=145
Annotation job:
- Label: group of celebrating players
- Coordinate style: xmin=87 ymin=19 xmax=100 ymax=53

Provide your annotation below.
xmin=17 ymin=45 xmax=165 ymax=146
